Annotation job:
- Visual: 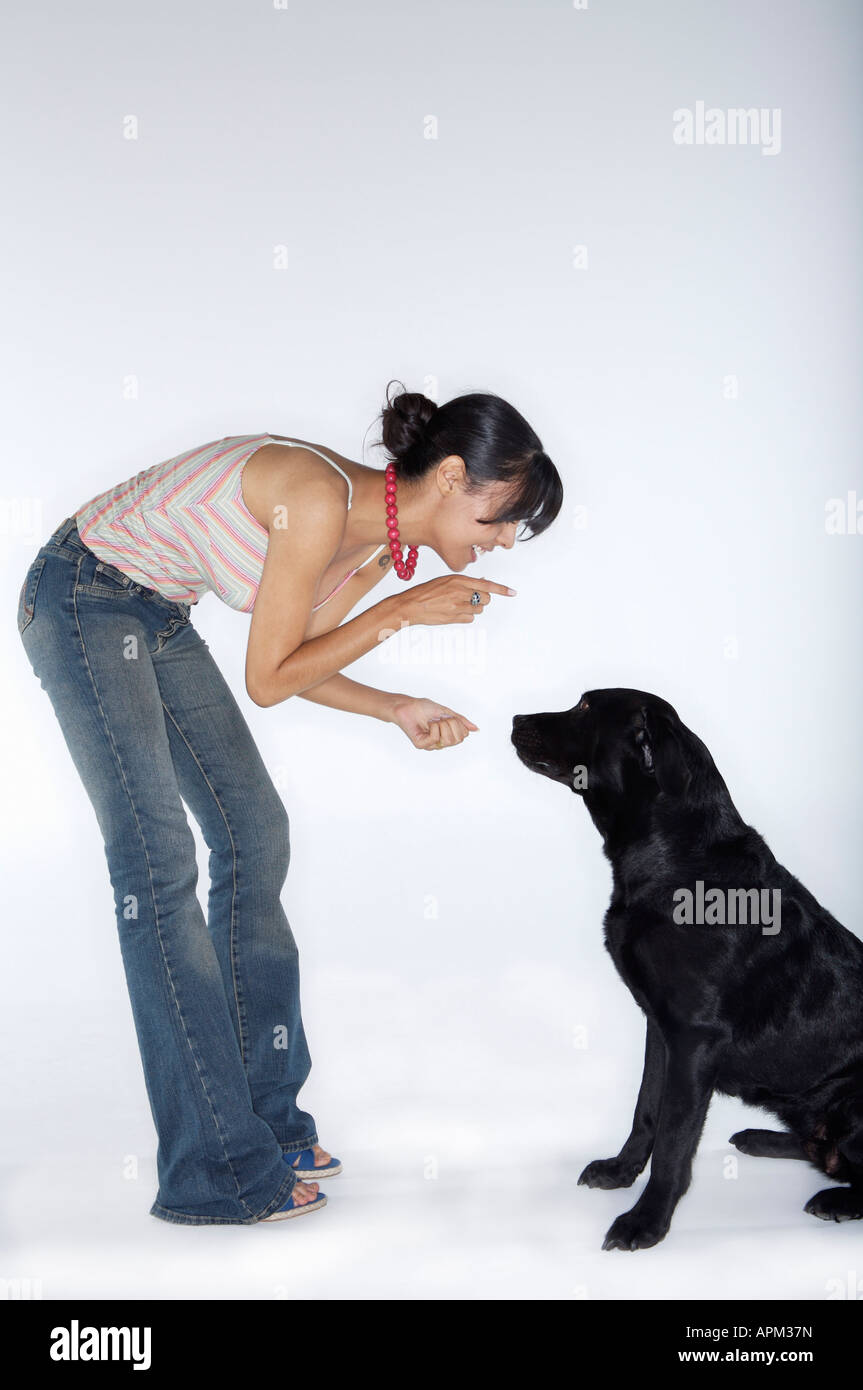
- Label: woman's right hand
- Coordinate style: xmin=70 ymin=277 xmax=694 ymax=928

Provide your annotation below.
xmin=389 ymin=697 xmax=479 ymax=751
xmin=398 ymin=574 xmax=516 ymax=625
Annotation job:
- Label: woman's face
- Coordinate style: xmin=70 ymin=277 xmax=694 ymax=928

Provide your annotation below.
xmin=431 ymin=456 xmax=522 ymax=572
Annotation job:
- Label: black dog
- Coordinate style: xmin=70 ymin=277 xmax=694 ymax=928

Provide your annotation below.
xmin=511 ymin=688 xmax=863 ymax=1250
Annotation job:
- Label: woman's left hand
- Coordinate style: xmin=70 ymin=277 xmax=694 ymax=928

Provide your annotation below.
xmin=389 ymin=697 xmax=479 ymax=751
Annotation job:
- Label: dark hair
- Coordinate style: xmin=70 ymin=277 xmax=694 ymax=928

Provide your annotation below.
xmin=375 ymin=380 xmax=563 ymax=540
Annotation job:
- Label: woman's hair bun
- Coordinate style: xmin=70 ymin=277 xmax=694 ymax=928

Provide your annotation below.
xmin=372 ymin=382 xmax=564 ymax=540
xmin=380 ymin=381 xmax=438 ymax=464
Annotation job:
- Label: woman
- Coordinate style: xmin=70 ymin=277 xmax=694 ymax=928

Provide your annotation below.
xmin=16 ymin=385 xmax=563 ymax=1225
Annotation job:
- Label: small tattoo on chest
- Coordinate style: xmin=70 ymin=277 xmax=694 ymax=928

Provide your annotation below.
xmin=378 ymin=554 xmax=391 ymax=568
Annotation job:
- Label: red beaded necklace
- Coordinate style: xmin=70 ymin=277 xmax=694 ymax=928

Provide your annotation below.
xmin=385 ymin=461 xmax=418 ymax=580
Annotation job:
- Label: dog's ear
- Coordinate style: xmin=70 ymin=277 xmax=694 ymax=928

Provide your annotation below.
xmin=636 ymin=706 xmax=691 ymax=797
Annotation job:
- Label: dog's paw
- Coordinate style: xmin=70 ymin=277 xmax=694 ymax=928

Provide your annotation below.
xmin=804 ymin=1187 xmax=863 ymax=1222
xmin=729 ymin=1129 xmax=763 ymax=1156
xmin=602 ymin=1210 xmax=669 ymax=1251
xmin=578 ymin=1157 xmax=641 ymax=1190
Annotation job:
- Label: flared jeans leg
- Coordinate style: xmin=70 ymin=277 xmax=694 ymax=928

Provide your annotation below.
xmin=17 ymin=523 xmax=316 ymax=1223
xmin=156 ymin=629 xmax=319 ymax=1157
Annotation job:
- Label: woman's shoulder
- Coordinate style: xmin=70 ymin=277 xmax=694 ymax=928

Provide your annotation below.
xmin=241 ymin=436 xmax=355 ymax=532
xmin=263 ymin=434 xmax=358 ymax=473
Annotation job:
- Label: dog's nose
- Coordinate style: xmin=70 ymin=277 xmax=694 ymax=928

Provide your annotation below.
xmin=512 ymin=714 xmax=526 ymax=726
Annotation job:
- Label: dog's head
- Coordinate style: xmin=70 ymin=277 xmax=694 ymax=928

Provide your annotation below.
xmin=511 ymin=688 xmax=694 ymax=819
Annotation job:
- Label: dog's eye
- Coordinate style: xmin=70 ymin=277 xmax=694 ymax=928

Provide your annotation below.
xmin=577 ymin=698 xmax=589 ymax=712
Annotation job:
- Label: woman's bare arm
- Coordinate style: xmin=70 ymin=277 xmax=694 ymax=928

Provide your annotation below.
xmin=295 ymin=673 xmax=409 ymax=721
xmin=251 ymin=596 xmax=407 ymax=707
xmin=244 ymin=456 xmax=405 ymax=706
xmin=244 ymin=447 xmax=512 ymax=708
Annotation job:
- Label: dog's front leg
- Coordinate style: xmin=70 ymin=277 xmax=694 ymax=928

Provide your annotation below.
xmin=579 ymin=1017 xmax=666 ymax=1189
xmin=602 ymin=1028 xmax=718 ymax=1250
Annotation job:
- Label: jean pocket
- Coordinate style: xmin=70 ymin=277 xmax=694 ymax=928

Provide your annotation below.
xmin=76 ymin=559 xmax=139 ymax=597
xmin=17 ymin=555 xmax=47 ymax=635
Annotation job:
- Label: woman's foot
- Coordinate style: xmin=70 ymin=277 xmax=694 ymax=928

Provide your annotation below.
xmin=288 ymin=1143 xmax=343 ymax=1179
xmin=290 ymin=1143 xmax=334 ymax=1172
xmin=291 ymin=1179 xmax=321 ymax=1207
xmin=260 ymin=1175 xmax=325 ymax=1221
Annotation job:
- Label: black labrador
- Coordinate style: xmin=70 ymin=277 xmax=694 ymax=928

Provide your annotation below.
xmin=511 ymin=688 xmax=863 ymax=1250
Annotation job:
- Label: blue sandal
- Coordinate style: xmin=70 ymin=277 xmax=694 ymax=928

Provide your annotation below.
xmin=260 ymin=1186 xmax=328 ymax=1222
xmin=285 ymin=1147 xmax=343 ymax=1179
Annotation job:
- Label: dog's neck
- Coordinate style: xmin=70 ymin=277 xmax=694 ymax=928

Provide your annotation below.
xmin=584 ymin=766 xmax=748 ymax=886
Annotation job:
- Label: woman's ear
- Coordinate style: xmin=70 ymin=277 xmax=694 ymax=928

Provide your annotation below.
xmin=637 ymin=707 xmax=691 ymax=798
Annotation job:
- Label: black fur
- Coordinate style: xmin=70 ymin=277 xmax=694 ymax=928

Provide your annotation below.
xmin=511 ymin=688 xmax=863 ymax=1249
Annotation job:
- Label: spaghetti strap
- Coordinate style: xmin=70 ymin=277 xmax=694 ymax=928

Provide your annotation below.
xmin=353 ymin=543 xmax=386 ymax=572
xmin=264 ymin=436 xmax=354 ymax=509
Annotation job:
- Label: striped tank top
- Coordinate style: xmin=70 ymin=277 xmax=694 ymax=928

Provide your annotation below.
xmin=74 ymin=434 xmax=386 ymax=614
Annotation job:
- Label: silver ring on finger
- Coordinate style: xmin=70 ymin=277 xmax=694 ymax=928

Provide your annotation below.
xmin=470 ymin=590 xmax=482 ymax=607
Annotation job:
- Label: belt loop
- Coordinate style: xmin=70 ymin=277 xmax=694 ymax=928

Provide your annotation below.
xmin=51 ymin=515 xmax=77 ymax=545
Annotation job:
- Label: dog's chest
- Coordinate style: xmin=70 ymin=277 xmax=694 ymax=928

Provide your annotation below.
xmin=602 ymin=907 xmax=650 ymax=1002
xmin=603 ymin=909 xmax=629 ymax=964
xmin=602 ymin=900 xmax=709 ymax=1020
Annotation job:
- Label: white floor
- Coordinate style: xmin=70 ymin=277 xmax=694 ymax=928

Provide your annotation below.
xmin=3 ymin=966 xmax=859 ymax=1302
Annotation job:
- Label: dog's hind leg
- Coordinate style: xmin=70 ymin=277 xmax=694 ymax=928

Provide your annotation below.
xmin=805 ymin=1187 xmax=863 ymax=1221
xmin=579 ymin=1017 xmax=666 ymax=1191
xmin=729 ymin=1129 xmax=807 ymax=1159
xmin=805 ymin=1119 xmax=863 ymax=1222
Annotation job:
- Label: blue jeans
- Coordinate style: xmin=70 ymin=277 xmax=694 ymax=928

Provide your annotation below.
xmin=17 ymin=516 xmax=317 ymax=1224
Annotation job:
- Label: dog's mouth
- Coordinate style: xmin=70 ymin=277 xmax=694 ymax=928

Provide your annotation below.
xmin=511 ymin=718 xmax=572 ymax=784
xmin=510 ymin=726 xmax=545 ymax=767
xmin=513 ymin=745 xmax=554 ymax=773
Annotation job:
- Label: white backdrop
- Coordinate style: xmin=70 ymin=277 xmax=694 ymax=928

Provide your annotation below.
xmin=2 ymin=0 xmax=862 ymax=1300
